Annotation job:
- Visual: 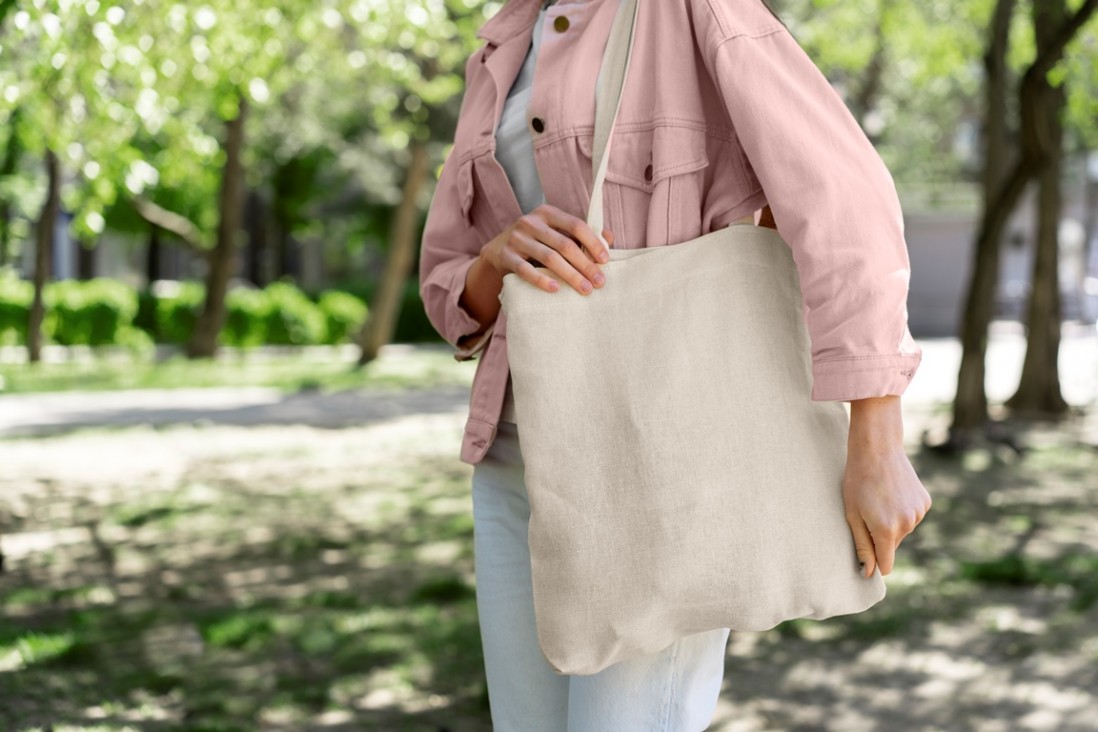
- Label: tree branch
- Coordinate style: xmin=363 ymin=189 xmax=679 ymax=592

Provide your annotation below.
xmin=132 ymin=197 xmax=208 ymax=258
xmin=1027 ymin=0 xmax=1097 ymax=81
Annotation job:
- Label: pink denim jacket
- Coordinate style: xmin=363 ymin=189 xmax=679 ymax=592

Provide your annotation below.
xmin=418 ymin=0 xmax=923 ymax=466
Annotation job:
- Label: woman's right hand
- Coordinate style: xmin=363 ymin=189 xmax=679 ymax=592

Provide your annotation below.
xmin=480 ymin=204 xmax=615 ymax=295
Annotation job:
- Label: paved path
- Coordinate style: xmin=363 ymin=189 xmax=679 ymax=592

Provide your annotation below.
xmin=1 ymin=327 xmax=1094 ymax=444
xmin=0 ymin=383 xmax=473 ymax=438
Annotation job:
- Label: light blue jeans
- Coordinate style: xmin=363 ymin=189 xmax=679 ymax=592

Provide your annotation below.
xmin=470 ymin=419 xmax=731 ymax=731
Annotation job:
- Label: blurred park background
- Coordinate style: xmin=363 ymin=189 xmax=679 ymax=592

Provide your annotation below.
xmin=0 ymin=0 xmax=1097 ymax=730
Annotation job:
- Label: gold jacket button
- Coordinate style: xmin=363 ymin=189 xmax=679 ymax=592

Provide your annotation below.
xmin=554 ymin=16 xmax=570 ymax=32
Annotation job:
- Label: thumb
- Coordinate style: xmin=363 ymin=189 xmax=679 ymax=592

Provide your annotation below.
xmin=602 ymin=228 xmax=615 ymax=248
xmin=847 ymin=513 xmax=878 ymax=578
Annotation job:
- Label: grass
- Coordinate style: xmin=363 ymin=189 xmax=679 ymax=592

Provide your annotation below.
xmin=1 ymin=348 xmax=1096 ymax=730
xmin=959 ymin=553 xmax=1098 ymax=611
xmin=0 ymin=343 xmax=470 ymax=395
xmin=0 ymin=450 xmax=488 ymax=730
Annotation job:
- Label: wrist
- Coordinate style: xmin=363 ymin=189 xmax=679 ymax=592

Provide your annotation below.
xmin=459 ymin=249 xmax=506 ymax=332
xmin=848 ymin=395 xmax=904 ymax=451
xmin=475 ymin=248 xmax=505 ymax=283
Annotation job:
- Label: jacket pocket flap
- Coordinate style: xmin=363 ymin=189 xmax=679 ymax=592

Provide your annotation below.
xmin=578 ymin=124 xmax=709 ymax=191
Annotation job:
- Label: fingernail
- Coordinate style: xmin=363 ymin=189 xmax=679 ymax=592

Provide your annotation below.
xmin=600 ymin=250 xmax=609 ymax=262
xmin=581 ymin=280 xmax=592 ymax=293
xmin=593 ymin=273 xmax=605 ymax=286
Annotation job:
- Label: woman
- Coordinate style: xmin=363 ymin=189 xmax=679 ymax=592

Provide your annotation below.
xmin=418 ymin=0 xmax=931 ymax=728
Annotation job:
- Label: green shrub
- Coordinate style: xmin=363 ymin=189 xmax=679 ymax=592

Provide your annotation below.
xmin=357 ymin=279 xmax=436 ymax=344
xmin=263 ymin=281 xmax=326 ymax=346
xmin=0 ymin=276 xmax=377 ymax=349
xmin=44 ymin=278 xmax=138 ymax=346
xmin=155 ymin=281 xmax=206 ymax=345
xmin=115 ymin=324 xmax=157 ymax=358
xmin=0 ymin=271 xmax=32 ymax=346
xmin=134 ymin=288 xmax=159 ymax=339
xmin=224 ymin=287 xmax=273 ymax=348
xmin=396 ymin=279 xmax=436 ymax=344
xmin=316 ymin=290 xmax=367 ymax=345
xmin=308 ymin=278 xmax=438 ymax=344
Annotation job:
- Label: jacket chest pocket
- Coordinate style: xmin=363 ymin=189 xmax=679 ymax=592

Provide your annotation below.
xmin=578 ymin=124 xmax=710 ymax=248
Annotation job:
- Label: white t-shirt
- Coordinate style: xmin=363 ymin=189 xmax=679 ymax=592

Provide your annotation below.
xmin=495 ymin=0 xmax=608 ymax=422
xmin=494 ymin=0 xmax=607 ymax=214
xmin=494 ymin=0 xmax=554 ymax=215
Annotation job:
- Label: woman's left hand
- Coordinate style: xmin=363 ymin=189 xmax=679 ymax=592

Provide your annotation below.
xmin=842 ymin=395 xmax=932 ymax=578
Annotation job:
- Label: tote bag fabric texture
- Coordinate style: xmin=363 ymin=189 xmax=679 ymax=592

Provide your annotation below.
xmin=498 ymin=0 xmax=886 ymax=677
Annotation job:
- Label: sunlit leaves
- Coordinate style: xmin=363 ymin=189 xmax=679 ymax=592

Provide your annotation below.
xmin=782 ymin=0 xmax=1097 ymax=183
xmin=1062 ymin=15 xmax=1098 ymax=146
xmin=0 ymin=0 xmax=496 ymax=243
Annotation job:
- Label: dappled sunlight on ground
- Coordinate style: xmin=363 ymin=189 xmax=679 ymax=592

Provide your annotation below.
xmin=0 ymin=344 xmax=1096 ymax=730
xmin=1 ymin=415 xmax=489 ymax=731
xmin=710 ymin=433 xmax=1098 ymax=732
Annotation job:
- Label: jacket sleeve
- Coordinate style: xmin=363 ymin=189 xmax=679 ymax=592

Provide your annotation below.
xmin=418 ymin=143 xmax=496 ymax=363
xmin=696 ymin=5 xmax=923 ymax=401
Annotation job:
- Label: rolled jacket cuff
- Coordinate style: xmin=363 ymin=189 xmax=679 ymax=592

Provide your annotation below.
xmin=448 ymin=255 xmax=496 ymax=362
xmin=810 ymin=352 xmax=922 ymax=402
xmin=454 ymin=322 xmax=496 ymax=361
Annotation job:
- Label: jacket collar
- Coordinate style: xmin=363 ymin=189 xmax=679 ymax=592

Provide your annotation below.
xmin=477 ymin=0 xmax=578 ymax=44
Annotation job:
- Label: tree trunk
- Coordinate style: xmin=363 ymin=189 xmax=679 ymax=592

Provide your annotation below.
xmin=949 ymin=0 xmax=1096 ymax=436
xmin=146 ymin=222 xmax=161 ymax=285
xmin=244 ymin=188 xmax=269 ymax=286
xmin=357 ymin=138 xmax=430 ymax=365
xmin=186 ymin=93 xmax=249 ymax=359
xmin=28 ymin=149 xmax=60 ymax=364
xmin=0 ymin=201 xmax=9 ymax=270
xmin=0 ymin=108 xmax=20 ymax=270
xmin=950 ymin=0 xmax=1018 ymax=436
xmin=0 ymin=198 xmax=9 ymax=269
xmin=1005 ymin=0 xmax=1070 ymax=416
xmin=271 ymin=160 xmax=299 ymax=282
xmin=849 ymin=0 xmax=891 ymax=140
xmin=1083 ymin=151 xmax=1098 ymax=319
xmin=276 ymin=209 xmax=298 ymax=282
xmin=0 ymin=203 xmax=10 ymax=271
xmin=76 ymin=238 xmax=96 ymax=280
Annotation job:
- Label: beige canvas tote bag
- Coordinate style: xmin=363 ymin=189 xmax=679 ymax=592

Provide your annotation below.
xmin=498 ymin=0 xmax=887 ymax=677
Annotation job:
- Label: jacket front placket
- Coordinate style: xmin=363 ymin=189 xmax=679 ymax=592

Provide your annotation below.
xmin=458 ymin=3 xmax=544 ymax=462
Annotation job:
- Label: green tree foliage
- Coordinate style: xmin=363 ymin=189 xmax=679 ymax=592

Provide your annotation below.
xmin=1 ymin=0 xmax=1091 ymax=355
xmin=781 ymin=0 xmax=1096 ymax=182
xmin=0 ymin=0 xmax=493 ymax=353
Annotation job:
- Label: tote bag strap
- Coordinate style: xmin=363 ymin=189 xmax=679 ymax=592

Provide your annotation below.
xmin=587 ymin=0 xmax=640 ymax=241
